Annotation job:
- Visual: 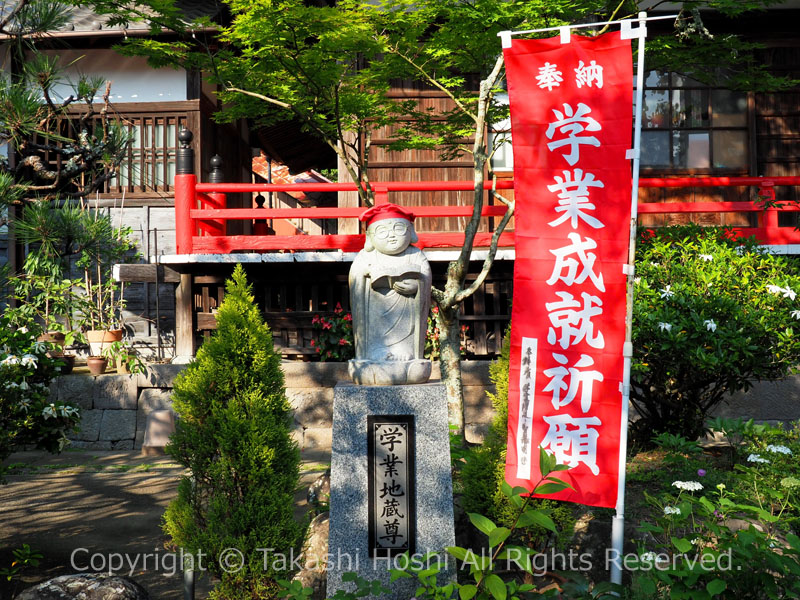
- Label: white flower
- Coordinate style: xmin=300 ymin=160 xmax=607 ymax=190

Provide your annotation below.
xmin=663 ymin=505 xmax=681 ymax=515
xmin=699 ymin=254 xmax=713 ymax=262
xmin=639 ymin=552 xmax=657 ymax=562
xmin=18 ymin=381 xmax=29 ymax=391
xmin=634 ymin=277 xmax=641 ymax=285
xmin=6 ymin=381 xmax=19 ymax=389
xmin=691 ymin=538 xmax=702 ymax=545
xmin=766 ymin=444 xmax=792 ymax=455
xmin=42 ymin=404 xmax=58 ymax=419
xmin=792 ymin=310 xmax=800 ymax=320
xmin=704 ymin=319 xmax=717 ymax=332
xmin=658 ymin=322 xmax=672 ymax=332
xmin=18 ymin=398 xmax=31 ymax=412
xmin=1 ymin=355 xmax=20 ymax=367
xmin=17 ymin=327 xmax=28 ymax=334
xmin=747 ymin=453 xmax=770 ymax=464
xmin=672 ymin=480 xmax=703 ymax=492
xmin=59 ymin=406 xmax=79 ymax=418
xmin=1 ymin=344 xmax=9 ymax=354
xmin=660 ymin=285 xmax=675 ymax=299
xmin=33 ymin=341 xmax=48 ymax=354
xmin=20 ymin=354 xmax=37 ymax=368
xmin=766 ymin=285 xmax=797 ymax=300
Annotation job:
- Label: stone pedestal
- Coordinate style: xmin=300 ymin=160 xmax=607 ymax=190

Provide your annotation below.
xmin=327 ymin=383 xmax=455 ymax=599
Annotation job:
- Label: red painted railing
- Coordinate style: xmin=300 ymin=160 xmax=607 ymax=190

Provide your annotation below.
xmin=173 ymin=175 xmax=800 ymax=254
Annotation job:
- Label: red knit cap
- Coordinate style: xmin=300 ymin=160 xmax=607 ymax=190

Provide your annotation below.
xmin=359 ymin=203 xmax=416 ymax=227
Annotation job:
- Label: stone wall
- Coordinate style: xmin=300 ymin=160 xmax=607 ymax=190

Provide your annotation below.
xmin=54 ymin=365 xmax=184 ymax=451
xmin=51 ymin=362 xmax=800 ymax=452
xmin=52 ymin=362 xmax=496 ymax=451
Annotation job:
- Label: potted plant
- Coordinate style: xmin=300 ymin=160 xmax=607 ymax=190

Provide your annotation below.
xmin=72 ymin=207 xmax=139 ymax=354
xmin=101 ymin=340 xmax=147 ymax=375
xmin=5 ymin=256 xmax=88 ymax=372
xmin=12 ymin=201 xmax=138 ymax=357
xmin=86 ymin=355 xmax=109 ymax=376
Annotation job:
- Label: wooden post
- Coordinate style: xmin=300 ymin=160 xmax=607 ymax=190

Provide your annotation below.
xmin=175 ymin=273 xmax=194 ymax=358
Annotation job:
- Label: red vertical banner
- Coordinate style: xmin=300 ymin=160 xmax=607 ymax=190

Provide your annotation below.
xmin=504 ymin=33 xmax=633 ymax=509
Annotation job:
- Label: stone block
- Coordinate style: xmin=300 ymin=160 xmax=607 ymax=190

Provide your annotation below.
xmin=71 ymin=409 xmax=103 ymax=442
xmin=282 ymin=362 xmax=350 ymax=388
xmin=714 ymin=376 xmax=800 ymax=422
xmin=57 ymin=375 xmax=95 ymax=410
xmin=99 ymin=410 xmax=137 ymax=441
xmin=464 ymin=386 xmax=496 ymax=425
xmin=291 ymin=426 xmax=304 ymax=449
xmin=112 ymin=440 xmax=135 ymax=450
xmin=94 ymin=375 xmax=137 ymax=410
xmin=69 ymin=440 xmax=113 ymax=450
xmin=142 ymin=409 xmax=176 ymax=454
xmin=137 ymin=388 xmax=174 ymax=431
xmin=465 ymin=423 xmax=489 ymax=445
xmin=328 ymin=383 xmax=455 ymax=599
xmin=137 ymin=363 xmax=187 ymax=388
xmin=430 ymin=361 xmax=492 ymax=387
xmin=302 ymin=427 xmax=332 ymax=451
xmin=289 ymin=388 xmax=333 ymax=428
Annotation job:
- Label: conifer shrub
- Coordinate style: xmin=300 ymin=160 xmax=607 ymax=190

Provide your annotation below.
xmin=163 ymin=265 xmax=302 ymax=599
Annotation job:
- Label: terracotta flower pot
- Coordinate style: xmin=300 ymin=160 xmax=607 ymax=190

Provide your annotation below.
xmin=85 ymin=329 xmax=123 ymax=356
xmin=87 ymin=356 xmax=108 ymax=376
xmin=56 ymin=354 xmax=76 ymax=375
xmin=38 ymin=331 xmax=66 ymax=357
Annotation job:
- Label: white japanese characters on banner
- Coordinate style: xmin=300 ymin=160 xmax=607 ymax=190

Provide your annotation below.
xmin=504 ymin=33 xmax=633 ymax=509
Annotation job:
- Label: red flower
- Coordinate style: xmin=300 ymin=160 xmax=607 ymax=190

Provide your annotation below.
xmin=432 ymin=306 xmax=439 ymax=314
xmin=334 ymin=302 xmax=343 ymax=314
xmin=310 ymin=339 xmax=316 ymax=347
xmin=322 ymin=320 xmax=332 ymax=330
xmin=327 ymin=350 xmax=332 ymax=357
xmin=338 ymin=338 xmax=350 ymax=346
xmin=312 ymin=315 xmax=321 ymax=325
xmin=343 ymin=313 xmax=353 ymax=322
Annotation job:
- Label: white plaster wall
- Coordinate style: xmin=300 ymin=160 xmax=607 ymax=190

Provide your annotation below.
xmin=39 ymin=49 xmax=187 ymax=103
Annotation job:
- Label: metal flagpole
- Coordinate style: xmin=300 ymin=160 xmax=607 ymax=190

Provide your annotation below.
xmin=611 ymin=10 xmax=648 ymax=587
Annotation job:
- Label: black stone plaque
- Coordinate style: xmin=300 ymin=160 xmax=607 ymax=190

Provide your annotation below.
xmin=368 ymin=415 xmax=416 ymax=558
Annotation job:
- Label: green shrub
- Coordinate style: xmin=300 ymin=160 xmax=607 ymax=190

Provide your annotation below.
xmin=0 ymin=317 xmax=80 ymax=481
xmin=163 ymin=265 xmax=303 ymax=599
xmin=632 ymin=225 xmax=800 ymax=445
xmin=460 ymin=327 xmax=575 ymax=550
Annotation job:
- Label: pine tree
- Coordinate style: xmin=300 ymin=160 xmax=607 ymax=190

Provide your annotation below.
xmin=164 ymin=264 xmax=302 ymax=599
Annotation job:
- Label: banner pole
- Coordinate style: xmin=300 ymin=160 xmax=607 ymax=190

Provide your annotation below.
xmin=610 ymin=10 xmax=647 ymax=587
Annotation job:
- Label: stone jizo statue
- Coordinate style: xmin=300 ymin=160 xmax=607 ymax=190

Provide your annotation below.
xmin=349 ymin=203 xmax=432 ymax=385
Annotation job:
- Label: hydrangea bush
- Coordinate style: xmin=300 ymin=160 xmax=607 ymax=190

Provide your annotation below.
xmin=632 ymin=225 xmax=800 ymax=444
xmin=0 ymin=317 xmax=80 ymax=480
xmin=634 ymin=419 xmax=800 ymax=599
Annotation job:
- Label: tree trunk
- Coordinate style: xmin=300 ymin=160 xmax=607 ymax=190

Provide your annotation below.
xmin=437 ymin=302 xmax=464 ymax=437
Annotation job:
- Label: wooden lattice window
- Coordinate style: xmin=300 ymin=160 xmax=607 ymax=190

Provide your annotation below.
xmin=114 ymin=113 xmax=189 ymax=194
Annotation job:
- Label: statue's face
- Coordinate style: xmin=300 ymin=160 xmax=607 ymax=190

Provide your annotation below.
xmin=368 ymin=218 xmax=413 ymax=255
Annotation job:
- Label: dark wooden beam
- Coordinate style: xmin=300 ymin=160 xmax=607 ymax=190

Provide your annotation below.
xmin=115 ymin=264 xmax=181 ymax=283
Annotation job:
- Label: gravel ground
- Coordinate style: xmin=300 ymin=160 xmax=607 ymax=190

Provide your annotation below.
xmin=0 ymin=449 xmax=330 ymax=600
